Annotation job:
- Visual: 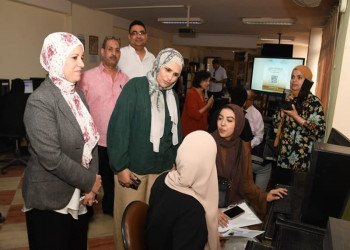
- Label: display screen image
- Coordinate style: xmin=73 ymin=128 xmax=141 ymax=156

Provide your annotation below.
xmin=251 ymin=57 xmax=305 ymax=94
xmin=23 ymin=79 xmax=34 ymax=94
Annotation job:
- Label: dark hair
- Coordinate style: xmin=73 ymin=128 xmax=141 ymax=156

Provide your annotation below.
xmin=228 ymin=86 xmax=247 ymax=107
xmin=212 ymin=59 xmax=220 ymax=65
xmin=192 ymin=70 xmax=211 ymax=88
xmin=219 ymin=104 xmax=235 ymax=113
xmin=101 ymin=36 xmax=120 ymax=49
xmin=129 ymin=20 xmax=146 ymax=33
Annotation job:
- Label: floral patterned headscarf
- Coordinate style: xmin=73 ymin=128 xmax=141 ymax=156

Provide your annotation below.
xmin=40 ymin=32 xmax=99 ymax=167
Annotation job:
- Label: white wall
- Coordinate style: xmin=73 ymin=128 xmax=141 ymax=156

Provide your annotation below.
xmin=326 ymin=7 xmax=350 ymax=139
xmin=0 ymin=0 xmax=207 ymax=81
xmin=0 ymin=0 xmax=67 ymax=79
xmin=71 ymin=4 xmax=115 ymax=70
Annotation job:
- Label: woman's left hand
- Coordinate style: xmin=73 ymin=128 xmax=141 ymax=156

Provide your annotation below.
xmin=266 ymin=188 xmax=288 ymax=202
xmin=282 ymin=104 xmax=298 ymax=119
xmin=81 ymin=192 xmax=97 ymax=206
xmin=282 ymin=104 xmax=307 ymax=126
xmin=218 ymin=209 xmax=229 ymax=228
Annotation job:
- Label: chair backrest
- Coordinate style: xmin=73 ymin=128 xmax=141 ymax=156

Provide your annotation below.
xmin=121 ymin=200 xmax=149 ymax=250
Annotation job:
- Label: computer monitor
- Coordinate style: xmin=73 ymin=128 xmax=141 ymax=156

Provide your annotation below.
xmin=23 ymin=79 xmax=33 ymax=94
xmin=301 ymin=142 xmax=350 ymax=227
xmin=30 ymin=77 xmax=45 ymax=90
xmin=0 ymin=79 xmax=10 ymax=96
xmin=327 ymin=128 xmax=350 ymax=147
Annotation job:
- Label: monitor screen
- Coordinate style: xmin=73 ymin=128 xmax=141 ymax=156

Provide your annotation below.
xmin=23 ymin=79 xmax=33 ymax=94
xmin=251 ymin=57 xmax=305 ymax=94
xmin=0 ymin=79 xmax=10 ymax=96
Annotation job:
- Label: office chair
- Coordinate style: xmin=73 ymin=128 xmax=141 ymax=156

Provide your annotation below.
xmin=0 ymin=78 xmax=28 ymax=174
xmin=121 ymin=200 xmax=149 ymax=250
xmin=0 ymin=136 xmax=27 ymax=174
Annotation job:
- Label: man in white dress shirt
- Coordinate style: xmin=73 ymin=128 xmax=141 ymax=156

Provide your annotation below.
xmin=208 ymin=59 xmax=227 ymax=99
xmin=117 ymin=20 xmax=155 ymax=79
xmin=244 ymin=90 xmax=271 ymax=191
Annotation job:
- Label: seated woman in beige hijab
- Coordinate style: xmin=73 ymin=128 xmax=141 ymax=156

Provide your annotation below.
xmin=146 ymin=131 xmax=220 ymax=250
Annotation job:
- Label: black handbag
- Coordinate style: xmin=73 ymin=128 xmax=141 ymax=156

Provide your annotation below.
xmin=218 ymin=140 xmax=242 ymax=208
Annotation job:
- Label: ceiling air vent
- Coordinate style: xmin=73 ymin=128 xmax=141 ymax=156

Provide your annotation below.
xmin=292 ymin=0 xmax=322 ymax=7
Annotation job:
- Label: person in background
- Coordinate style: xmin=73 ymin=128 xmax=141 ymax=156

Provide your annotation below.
xmin=107 ymin=48 xmax=184 ymax=250
xmin=272 ymin=65 xmax=325 ymax=221
xmin=181 ymin=70 xmax=214 ymax=137
xmin=208 ymin=86 xmax=253 ymax=144
xmin=212 ymin=104 xmax=287 ymax=228
xmin=77 ymin=36 xmax=129 ymax=216
xmin=117 ymin=20 xmax=155 ymax=79
xmin=273 ymin=65 xmax=326 ymax=173
xmin=146 ymin=131 xmax=220 ymax=250
xmin=244 ymin=90 xmax=264 ymax=151
xmin=244 ymin=90 xmax=271 ymax=191
xmin=208 ymin=59 xmax=227 ymax=99
xmin=22 ymin=32 xmax=101 ymax=250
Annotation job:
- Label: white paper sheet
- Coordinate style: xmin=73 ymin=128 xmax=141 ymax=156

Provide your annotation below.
xmin=218 ymin=201 xmax=263 ymax=235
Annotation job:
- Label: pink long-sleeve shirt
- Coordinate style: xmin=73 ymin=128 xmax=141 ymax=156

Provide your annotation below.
xmin=77 ymin=63 xmax=129 ymax=147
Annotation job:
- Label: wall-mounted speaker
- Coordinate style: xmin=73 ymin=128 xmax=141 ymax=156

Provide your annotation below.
xmin=261 ymin=44 xmax=293 ymax=58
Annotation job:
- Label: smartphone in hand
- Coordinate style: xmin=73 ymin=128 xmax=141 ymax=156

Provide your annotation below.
xmin=129 ymin=176 xmax=141 ymax=190
xmin=224 ymin=205 xmax=245 ymax=219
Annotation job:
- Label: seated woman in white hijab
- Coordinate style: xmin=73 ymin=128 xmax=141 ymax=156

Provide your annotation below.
xmin=146 ymin=131 xmax=220 ymax=250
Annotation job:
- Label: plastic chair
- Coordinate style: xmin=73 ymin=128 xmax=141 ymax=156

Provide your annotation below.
xmin=121 ymin=200 xmax=149 ymax=250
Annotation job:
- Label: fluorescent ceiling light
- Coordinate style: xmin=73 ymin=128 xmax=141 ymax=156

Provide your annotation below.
xmin=260 ymin=36 xmax=294 ymax=42
xmin=158 ymin=17 xmax=203 ymax=25
xmin=242 ymin=18 xmax=296 ymax=25
xmin=98 ymin=5 xmax=185 ymax=10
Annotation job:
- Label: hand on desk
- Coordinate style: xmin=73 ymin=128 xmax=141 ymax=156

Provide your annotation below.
xmin=218 ymin=209 xmax=230 ymax=228
xmin=266 ymin=187 xmax=288 ymax=202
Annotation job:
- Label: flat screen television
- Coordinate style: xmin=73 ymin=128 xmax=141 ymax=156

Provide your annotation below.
xmin=251 ymin=57 xmax=305 ymax=94
xmin=301 ymin=142 xmax=350 ymax=228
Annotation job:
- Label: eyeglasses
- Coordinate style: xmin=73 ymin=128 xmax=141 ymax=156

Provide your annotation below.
xmin=130 ymin=31 xmax=146 ymax=36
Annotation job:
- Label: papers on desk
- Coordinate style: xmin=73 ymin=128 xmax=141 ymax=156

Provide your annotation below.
xmin=219 ymin=201 xmax=264 ymax=238
xmin=220 ymin=227 xmax=264 ymax=238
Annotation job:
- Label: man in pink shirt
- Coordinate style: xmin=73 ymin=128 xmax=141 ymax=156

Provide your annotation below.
xmin=77 ymin=36 xmax=129 ymax=216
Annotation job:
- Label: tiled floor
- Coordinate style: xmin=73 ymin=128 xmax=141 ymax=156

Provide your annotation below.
xmin=0 ymin=153 xmax=116 ymax=250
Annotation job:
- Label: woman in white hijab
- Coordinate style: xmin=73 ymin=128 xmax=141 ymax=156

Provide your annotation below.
xmin=146 ymin=131 xmax=220 ymax=250
xmin=107 ymin=48 xmax=184 ymax=250
xmin=23 ymin=32 xmax=101 ymax=250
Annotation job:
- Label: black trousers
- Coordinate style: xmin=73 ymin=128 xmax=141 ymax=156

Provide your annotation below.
xmin=25 ymin=209 xmax=89 ymax=250
xmin=98 ymin=146 xmax=114 ymax=215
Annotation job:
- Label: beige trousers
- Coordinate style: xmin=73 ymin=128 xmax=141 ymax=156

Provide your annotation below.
xmin=113 ymin=173 xmax=160 ymax=250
